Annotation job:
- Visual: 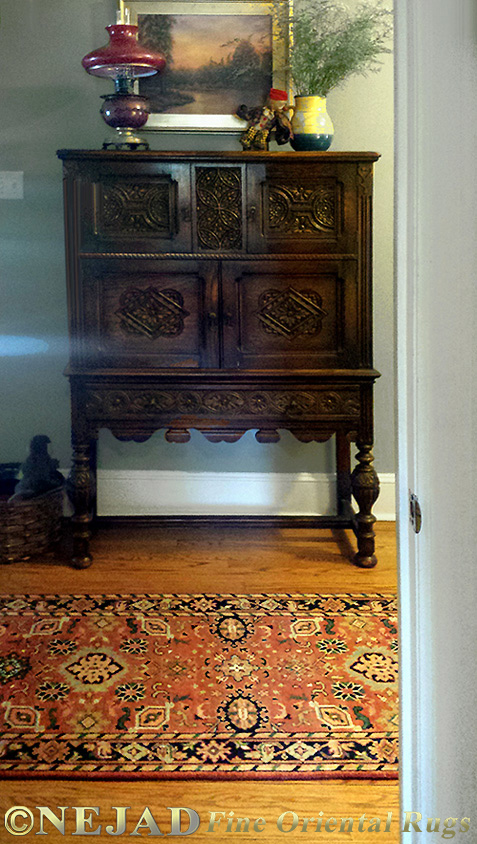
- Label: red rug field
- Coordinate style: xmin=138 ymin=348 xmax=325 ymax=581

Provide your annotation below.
xmin=0 ymin=593 xmax=398 ymax=779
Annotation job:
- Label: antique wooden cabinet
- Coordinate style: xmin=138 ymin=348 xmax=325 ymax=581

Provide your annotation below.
xmin=58 ymin=150 xmax=380 ymax=568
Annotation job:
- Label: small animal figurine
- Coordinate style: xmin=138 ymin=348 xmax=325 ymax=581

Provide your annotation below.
xmin=12 ymin=435 xmax=64 ymax=499
xmin=236 ymin=88 xmax=293 ymax=151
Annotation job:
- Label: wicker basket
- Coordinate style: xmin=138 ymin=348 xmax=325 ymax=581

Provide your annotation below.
xmin=0 ymin=486 xmax=64 ymax=563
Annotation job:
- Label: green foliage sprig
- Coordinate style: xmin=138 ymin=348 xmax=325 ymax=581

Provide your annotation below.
xmin=273 ymin=0 xmax=392 ymax=97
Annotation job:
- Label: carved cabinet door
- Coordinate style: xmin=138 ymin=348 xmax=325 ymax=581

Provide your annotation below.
xmin=77 ymin=163 xmax=192 ymax=254
xmin=221 ymin=259 xmax=360 ymax=370
xmin=246 ymin=162 xmax=358 ymax=255
xmin=77 ymin=259 xmax=219 ymax=369
xmin=191 ymin=163 xmax=246 ymax=253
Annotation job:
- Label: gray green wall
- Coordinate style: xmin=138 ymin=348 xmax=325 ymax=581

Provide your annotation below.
xmin=0 ymin=0 xmax=394 ymax=479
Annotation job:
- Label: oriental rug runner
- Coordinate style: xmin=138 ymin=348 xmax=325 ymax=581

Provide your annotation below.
xmin=0 ymin=593 xmax=398 ymax=779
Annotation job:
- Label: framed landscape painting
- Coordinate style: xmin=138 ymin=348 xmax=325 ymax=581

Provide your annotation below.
xmin=120 ymin=0 xmax=289 ymax=132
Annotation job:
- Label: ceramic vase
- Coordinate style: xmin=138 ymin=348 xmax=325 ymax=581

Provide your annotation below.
xmin=290 ymin=95 xmax=334 ymax=151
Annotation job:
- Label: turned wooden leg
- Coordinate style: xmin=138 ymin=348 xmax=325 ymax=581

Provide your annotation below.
xmin=350 ymin=442 xmax=380 ymax=568
xmin=66 ymin=441 xmax=96 ymax=569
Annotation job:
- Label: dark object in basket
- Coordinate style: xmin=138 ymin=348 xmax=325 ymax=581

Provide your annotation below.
xmin=0 ymin=438 xmax=64 ymax=564
xmin=0 ymin=463 xmax=21 ymax=497
xmin=11 ymin=435 xmax=64 ymax=499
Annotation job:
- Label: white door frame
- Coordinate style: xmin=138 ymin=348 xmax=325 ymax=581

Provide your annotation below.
xmin=395 ymin=0 xmax=477 ymax=833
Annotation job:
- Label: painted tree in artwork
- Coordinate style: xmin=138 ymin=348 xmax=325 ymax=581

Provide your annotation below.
xmin=138 ymin=14 xmax=174 ymax=67
xmin=173 ymin=37 xmax=272 ymax=91
xmin=226 ymin=37 xmax=272 ymax=86
xmin=138 ymin=14 xmax=174 ymax=96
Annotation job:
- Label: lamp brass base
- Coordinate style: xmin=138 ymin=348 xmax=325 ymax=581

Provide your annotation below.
xmin=102 ymin=127 xmax=149 ymax=150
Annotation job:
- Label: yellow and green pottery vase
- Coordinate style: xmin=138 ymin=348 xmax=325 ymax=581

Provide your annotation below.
xmin=290 ymin=95 xmax=334 ymax=151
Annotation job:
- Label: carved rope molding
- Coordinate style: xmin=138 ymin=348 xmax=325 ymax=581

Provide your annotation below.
xmin=85 ymin=389 xmax=361 ymax=419
xmin=80 ymin=253 xmax=357 ymax=260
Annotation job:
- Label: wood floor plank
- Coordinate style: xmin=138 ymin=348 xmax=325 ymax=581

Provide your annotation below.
xmin=0 ymin=522 xmax=397 ymax=594
xmin=0 ymin=522 xmax=398 ymax=842
xmin=0 ymin=780 xmax=400 ymax=842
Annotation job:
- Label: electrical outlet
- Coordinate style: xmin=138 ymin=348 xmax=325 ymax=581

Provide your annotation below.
xmin=0 ymin=171 xmax=24 ymax=199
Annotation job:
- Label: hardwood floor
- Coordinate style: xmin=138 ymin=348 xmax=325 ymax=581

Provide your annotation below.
xmin=0 ymin=522 xmax=399 ymax=842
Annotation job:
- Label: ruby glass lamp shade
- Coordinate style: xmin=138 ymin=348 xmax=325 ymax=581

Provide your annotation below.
xmin=82 ymin=24 xmax=166 ymax=149
xmin=82 ymin=25 xmax=165 ymax=80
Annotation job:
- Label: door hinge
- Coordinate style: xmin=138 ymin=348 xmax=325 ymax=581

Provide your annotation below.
xmin=409 ymin=492 xmax=422 ymax=534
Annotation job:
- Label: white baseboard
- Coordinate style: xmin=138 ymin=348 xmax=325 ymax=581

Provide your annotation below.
xmin=94 ymin=470 xmax=396 ymax=520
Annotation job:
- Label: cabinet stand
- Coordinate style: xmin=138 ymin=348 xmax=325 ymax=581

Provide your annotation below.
xmin=58 ymin=150 xmax=381 ymax=568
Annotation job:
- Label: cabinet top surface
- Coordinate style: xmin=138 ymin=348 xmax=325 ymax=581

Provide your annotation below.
xmin=57 ymin=149 xmax=380 ymax=163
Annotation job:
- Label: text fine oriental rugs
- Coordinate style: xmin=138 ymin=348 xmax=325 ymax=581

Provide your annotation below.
xmin=0 ymin=593 xmax=398 ymax=779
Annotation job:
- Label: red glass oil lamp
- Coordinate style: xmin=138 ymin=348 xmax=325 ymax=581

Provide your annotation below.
xmin=82 ymin=10 xmax=165 ymax=149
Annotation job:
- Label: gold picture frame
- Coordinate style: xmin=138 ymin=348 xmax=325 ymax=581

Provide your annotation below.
xmin=120 ymin=0 xmax=289 ymax=132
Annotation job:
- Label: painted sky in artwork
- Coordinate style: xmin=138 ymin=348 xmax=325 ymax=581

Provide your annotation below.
xmin=167 ymin=14 xmax=271 ymax=70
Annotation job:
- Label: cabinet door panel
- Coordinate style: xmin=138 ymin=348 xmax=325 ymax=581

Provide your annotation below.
xmin=247 ymin=162 xmax=361 ymax=255
xmin=222 ymin=260 xmax=359 ymax=370
xmin=78 ymin=260 xmax=218 ymax=369
xmin=192 ymin=164 xmax=246 ymax=253
xmin=78 ymin=163 xmax=191 ymax=253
